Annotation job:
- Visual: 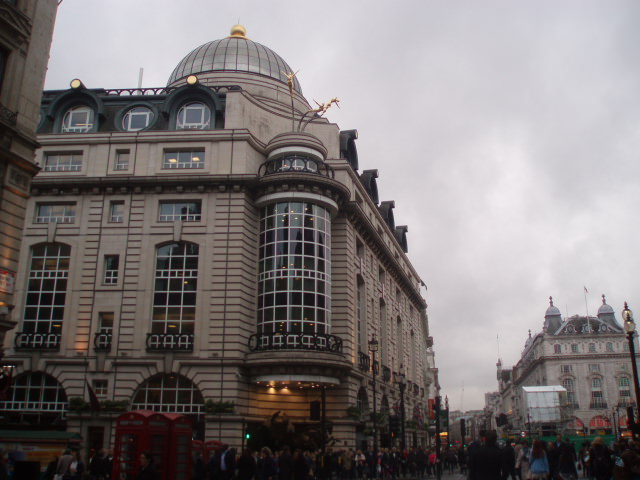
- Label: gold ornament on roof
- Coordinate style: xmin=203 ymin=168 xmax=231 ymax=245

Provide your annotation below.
xmin=229 ymin=24 xmax=247 ymax=38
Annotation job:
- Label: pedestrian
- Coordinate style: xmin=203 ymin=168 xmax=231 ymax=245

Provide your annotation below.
xmin=468 ymin=430 xmax=502 ymax=480
xmin=137 ymin=451 xmax=158 ymax=480
xmin=528 ymin=440 xmax=550 ymax=480
xmin=57 ymin=449 xmax=75 ymax=480
xmin=516 ymin=441 xmax=531 ymax=480
xmin=279 ymin=447 xmax=293 ymax=480
xmin=557 ymin=440 xmax=578 ymax=480
xmin=260 ymin=447 xmax=277 ymax=480
xmin=237 ymin=449 xmax=257 ymax=480
xmin=500 ymin=442 xmax=517 ymax=480
xmin=589 ymin=437 xmax=613 ymax=480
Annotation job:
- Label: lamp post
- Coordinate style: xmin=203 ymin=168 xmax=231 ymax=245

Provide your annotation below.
xmin=398 ymin=364 xmax=407 ymax=451
xmin=623 ymin=302 xmax=640 ymax=438
xmin=369 ymin=334 xmax=379 ymax=456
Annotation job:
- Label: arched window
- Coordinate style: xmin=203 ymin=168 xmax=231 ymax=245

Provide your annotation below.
xmin=356 ymin=276 xmax=365 ymax=352
xmin=176 ymin=102 xmax=210 ymax=130
xmin=619 ymin=376 xmax=632 ymax=406
xmin=0 ymin=372 xmax=67 ymax=426
xmin=132 ymin=373 xmax=204 ymax=414
xmin=589 ymin=415 xmax=611 ymax=428
xmin=356 ymin=387 xmax=369 ymax=414
xmin=562 ymin=378 xmax=576 ymax=406
xmin=149 ymin=243 xmax=198 ymax=351
xmin=590 ymin=378 xmax=605 ymax=409
xmin=17 ymin=243 xmax=70 ymax=349
xmin=62 ymin=105 xmax=94 ymax=133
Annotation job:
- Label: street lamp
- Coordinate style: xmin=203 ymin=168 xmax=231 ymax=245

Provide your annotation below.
xmin=398 ymin=364 xmax=407 ymax=451
xmin=368 ymin=334 xmax=379 ymax=456
xmin=623 ymin=302 xmax=640 ymax=437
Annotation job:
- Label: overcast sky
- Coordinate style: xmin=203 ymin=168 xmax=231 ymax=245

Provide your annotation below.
xmin=45 ymin=0 xmax=640 ymax=411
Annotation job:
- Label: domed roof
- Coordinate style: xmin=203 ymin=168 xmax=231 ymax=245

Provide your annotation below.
xmin=545 ymin=296 xmax=561 ymax=317
xmin=598 ymin=294 xmax=615 ymax=315
xmin=167 ymin=25 xmax=302 ymax=93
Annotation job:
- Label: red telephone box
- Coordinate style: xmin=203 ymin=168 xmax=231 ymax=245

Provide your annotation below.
xmin=113 ymin=410 xmax=192 ymax=480
xmin=164 ymin=412 xmax=192 ymax=480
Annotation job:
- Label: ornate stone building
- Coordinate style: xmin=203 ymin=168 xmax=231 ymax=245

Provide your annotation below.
xmin=495 ymin=296 xmax=638 ymax=437
xmin=0 ymin=0 xmax=57 ymax=355
xmin=1 ymin=26 xmax=437 ymax=452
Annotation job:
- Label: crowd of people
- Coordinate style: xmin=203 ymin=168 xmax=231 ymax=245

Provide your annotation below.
xmin=4 ymin=434 xmax=640 ymax=480
xmin=466 ymin=430 xmax=640 ymax=480
xmin=193 ymin=434 xmax=640 ymax=480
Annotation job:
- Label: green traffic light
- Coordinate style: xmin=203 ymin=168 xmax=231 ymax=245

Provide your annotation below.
xmin=245 ymin=433 xmax=250 ymax=439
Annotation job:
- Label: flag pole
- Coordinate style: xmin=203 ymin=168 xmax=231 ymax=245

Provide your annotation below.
xmin=584 ymin=286 xmax=590 ymax=319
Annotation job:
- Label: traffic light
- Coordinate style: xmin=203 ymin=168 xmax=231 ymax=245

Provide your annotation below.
xmin=245 ymin=432 xmax=251 ymax=440
xmin=460 ymin=418 xmax=466 ymax=439
xmin=310 ymin=401 xmax=321 ymax=421
xmin=390 ymin=415 xmax=400 ymax=436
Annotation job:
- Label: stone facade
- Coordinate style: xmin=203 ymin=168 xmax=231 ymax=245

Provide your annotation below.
xmin=1 ymin=26 xmax=437 ymax=453
xmin=495 ymin=296 xmax=638 ymax=437
xmin=0 ymin=0 xmax=57 ymax=352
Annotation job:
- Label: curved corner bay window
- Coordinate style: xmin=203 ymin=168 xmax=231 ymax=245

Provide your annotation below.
xmin=122 ymin=106 xmax=154 ymax=131
xmin=176 ymin=102 xmax=210 ymax=130
xmin=61 ymin=105 xmax=94 ymax=133
xmin=21 ymin=243 xmax=70 ymax=336
xmin=257 ymin=202 xmax=331 ymax=345
xmin=152 ymin=243 xmax=198 ymax=337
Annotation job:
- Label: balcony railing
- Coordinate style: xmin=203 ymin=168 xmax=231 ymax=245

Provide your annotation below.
xmin=146 ymin=333 xmax=193 ymax=351
xmin=94 ymin=331 xmax=112 ymax=352
xmin=258 ymin=156 xmax=335 ymax=179
xmin=358 ymin=351 xmax=370 ymax=371
xmin=14 ymin=332 xmax=61 ymax=350
xmin=248 ymin=332 xmax=343 ymax=353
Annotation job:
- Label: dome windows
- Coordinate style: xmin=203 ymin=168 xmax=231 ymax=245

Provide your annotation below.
xmin=176 ymin=102 xmax=210 ymax=130
xmin=122 ymin=106 xmax=154 ymax=131
xmin=61 ymin=105 xmax=94 ymax=133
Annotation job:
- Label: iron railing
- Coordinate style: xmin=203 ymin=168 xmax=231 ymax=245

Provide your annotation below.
xmin=258 ymin=156 xmax=335 ymax=179
xmin=14 ymin=332 xmax=61 ymax=350
xmin=94 ymin=331 xmax=112 ymax=351
xmin=146 ymin=333 xmax=193 ymax=351
xmin=248 ymin=332 xmax=342 ymax=353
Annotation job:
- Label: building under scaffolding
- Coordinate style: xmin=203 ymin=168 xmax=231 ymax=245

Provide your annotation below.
xmin=523 ymin=385 xmax=572 ymax=436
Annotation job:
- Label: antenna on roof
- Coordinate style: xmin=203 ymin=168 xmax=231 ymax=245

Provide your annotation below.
xmin=137 ymin=68 xmax=144 ymax=91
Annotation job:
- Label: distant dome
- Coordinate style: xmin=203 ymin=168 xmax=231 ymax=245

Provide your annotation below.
xmin=167 ymin=25 xmax=302 ymax=93
xmin=598 ymin=294 xmax=615 ymax=315
xmin=545 ymin=296 xmax=561 ymax=317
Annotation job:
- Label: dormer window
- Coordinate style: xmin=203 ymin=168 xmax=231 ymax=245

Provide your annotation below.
xmin=62 ymin=105 xmax=94 ymax=133
xmin=176 ymin=102 xmax=210 ymax=130
xmin=122 ymin=106 xmax=153 ymax=131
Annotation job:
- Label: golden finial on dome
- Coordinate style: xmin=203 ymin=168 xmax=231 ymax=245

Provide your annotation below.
xmin=229 ymin=24 xmax=247 ymax=38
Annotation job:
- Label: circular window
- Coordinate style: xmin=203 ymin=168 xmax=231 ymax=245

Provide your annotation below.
xmin=122 ymin=106 xmax=154 ymax=131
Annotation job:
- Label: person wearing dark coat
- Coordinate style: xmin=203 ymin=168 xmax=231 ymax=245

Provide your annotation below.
xmin=278 ymin=447 xmax=293 ymax=480
xmin=260 ymin=447 xmax=278 ymax=480
xmin=468 ymin=431 xmax=502 ymax=480
xmin=292 ymin=449 xmax=309 ymax=480
xmin=237 ymin=449 xmax=257 ymax=480
xmin=557 ymin=441 xmax=578 ymax=480
xmin=546 ymin=442 xmax=560 ymax=480
xmin=500 ymin=442 xmax=516 ymax=480
xmin=137 ymin=451 xmax=159 ymax=480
